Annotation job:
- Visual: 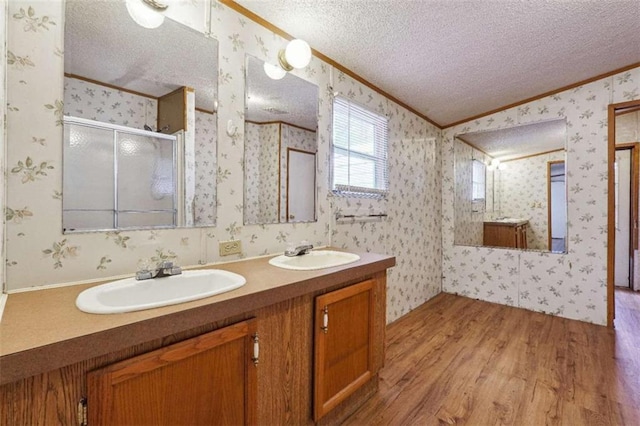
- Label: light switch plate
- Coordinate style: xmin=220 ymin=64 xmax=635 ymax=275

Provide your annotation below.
xmin=219 ymin=240 xmax=242 ymax=256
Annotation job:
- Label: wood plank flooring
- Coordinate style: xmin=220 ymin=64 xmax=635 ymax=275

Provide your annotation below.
xmin=342 ymin=291 xmax=640 ymax=425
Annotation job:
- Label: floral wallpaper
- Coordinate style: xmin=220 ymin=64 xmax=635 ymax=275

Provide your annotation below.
xmin=499 ymin=150 xmax=565 ymax=250
xmin=244 ymin=122 xmax=280 ymax=224
xmin=194 ymin=110 xmax=217 ymax=226
xmin=279 ymin=123 xmax=317 ymax=222
xmin=63 ymin=76 xmax=157 ymax=130
xmin=443 ymin=66 xmax=640 ymax=325
xmin=245 ymin=122 xmax=316 ymax=224
xmin=453 ymin=140 xmax=489 ymax=246
xmin=329 ymin=72 xmax=442 ymax=323
xmin=244 ymin=122 xmax=261 ymax=224
xmin=183 ymin=89 xmax=196 ymax=226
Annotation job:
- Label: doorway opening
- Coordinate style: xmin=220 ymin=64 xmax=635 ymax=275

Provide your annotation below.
xmin=607 ymin=99 xmax=640 ymax=327
xmin=614 ymin=145 xmax=639 ymax=289
xmin=286 ymin=148 xmax=316 ymax=222
xmin=547 ymin=160 xmax=566 ymax=253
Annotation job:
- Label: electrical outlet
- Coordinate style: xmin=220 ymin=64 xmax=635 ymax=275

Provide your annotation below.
xmin=219 ymin=240 xmax=242 ymax=256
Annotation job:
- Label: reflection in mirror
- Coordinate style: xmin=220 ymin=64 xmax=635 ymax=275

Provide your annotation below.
xmin=454 ymin=119 xmax=567 ymax=253
xmin=63 ymin=0 xmax=218 ymax=232
xmin=244 ymin=55 xmax=319 ymax=225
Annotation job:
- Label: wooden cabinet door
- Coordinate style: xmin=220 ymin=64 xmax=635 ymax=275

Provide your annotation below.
xmin=87 ymin=319 xmax=257 ymax=426
xmin=314 ymin=280 xmax=375 ymax=421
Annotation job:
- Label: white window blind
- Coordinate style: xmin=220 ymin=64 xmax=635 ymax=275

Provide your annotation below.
xmin=472 ymin=159 xmax=486 ymax=201
xmin=331 ymin=96 xmax=389 ymax=197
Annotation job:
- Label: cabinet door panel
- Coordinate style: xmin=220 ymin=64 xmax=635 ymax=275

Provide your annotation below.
xmin=314 ymin=280 xmax=374 ymax=420
xmin=88 ymin=319 xmax=257 ymax=426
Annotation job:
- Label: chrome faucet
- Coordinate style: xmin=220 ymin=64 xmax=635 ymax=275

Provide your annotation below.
xmin=284 ymin=243 xmax=314 ymax=257
xmin=136 ymin=261 xmax=182 ymax=280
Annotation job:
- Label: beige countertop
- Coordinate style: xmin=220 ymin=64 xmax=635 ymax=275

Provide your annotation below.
xmin=0 ymin=249 xmax=395 ymax=385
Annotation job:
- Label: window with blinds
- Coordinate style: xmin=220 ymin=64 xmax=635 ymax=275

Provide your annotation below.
xmin=331 ymin=97 xmax=389 ymax=197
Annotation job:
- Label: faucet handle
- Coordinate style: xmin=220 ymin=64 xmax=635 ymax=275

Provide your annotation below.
xmin=159 ymin=261 xmax=174 ymax=269
xmin=136 ymin=270 xmax=153 ymax=280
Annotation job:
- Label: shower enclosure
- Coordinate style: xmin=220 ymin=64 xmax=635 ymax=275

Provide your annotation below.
xmin=63 ymin=116 xmax=178 ymax=232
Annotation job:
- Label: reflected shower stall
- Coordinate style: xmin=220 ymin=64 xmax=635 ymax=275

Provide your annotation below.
xmin=63 ymin=116 xmax=177 ymax=232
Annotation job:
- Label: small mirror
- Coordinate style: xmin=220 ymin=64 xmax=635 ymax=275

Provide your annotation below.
xmin=63 ymin=0 xmax=218 ymax=232
xmin=454 ymin=119 xmax=567 ymax=253
xmin=243 ymin=55 xmax=319 ymax=225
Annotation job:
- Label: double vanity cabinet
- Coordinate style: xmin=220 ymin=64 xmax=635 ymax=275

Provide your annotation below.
xmin=0 ymin=250 xmax=394 ymax=425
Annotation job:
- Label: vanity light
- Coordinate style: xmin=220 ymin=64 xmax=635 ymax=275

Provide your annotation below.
xmin=488 ymin=158 xmax=506 ymax=171
xmin=126 ymin=0 xmax=168 ymax=29
xmin=263 ymin=61 xmax=287 ymax=80
xmin=278 ymin=39 xmax=312 ymax=71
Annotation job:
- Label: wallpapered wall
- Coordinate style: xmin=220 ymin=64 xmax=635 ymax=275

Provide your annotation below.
xmin=279 ymin=123 xmax=316 ymax=222
xmin=443 ymin=66 xmax=640 ymax=325
xmin=63 ymin=76 xmax=158 ymax=129
xmin=499 ymin=150 xmax=565 ymax=251
xmin=453 ymin=140 xmax=490 ymax=247
xmin=244 ymin=122 xmax=279 ymax=224
xmin=328 ymin=76 xmax=442 ymax=321
xmin=244 ymin=122 xmax=317 ymax=224
xmin=193 ymin=110 xmax=217 ymax=226
xmin=4 ymin=0 xmax=442 ymax=324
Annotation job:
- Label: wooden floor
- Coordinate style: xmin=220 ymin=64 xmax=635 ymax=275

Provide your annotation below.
xmin=343 ymin=291 xmax=640 ymax=425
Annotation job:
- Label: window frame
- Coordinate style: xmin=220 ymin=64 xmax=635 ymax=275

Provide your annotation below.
xmin=471 ymin=159 xmax=486 ymax=206
xmin=330 ymin=96 xmax=389 ymax=199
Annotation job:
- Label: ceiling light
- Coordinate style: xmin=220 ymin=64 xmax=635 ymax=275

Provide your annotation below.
xmin=263 ymin=61 xmax=286 ymax=80
xmin=278 ymin=39 xmax=312 ymax=71
xmin=126 ymin=0 xmax=168 ymax=29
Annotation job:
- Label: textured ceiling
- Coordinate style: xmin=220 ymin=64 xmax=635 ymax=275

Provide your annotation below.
xmin=245 ymin=56 xmax=319 ymax=130
xmin=457 ymin=119 xmax=567 ymax=161
xmin=234 ymin=0 xmax=640 ymax=127
xmin=65 ymin=0 xmax=218 ymax=111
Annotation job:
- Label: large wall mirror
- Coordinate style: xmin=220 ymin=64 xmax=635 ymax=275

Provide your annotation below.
xmin=454 ymin=118 xmax=568 ymax=253
xmin=243 ymin=55 xmax=319 ymax=225
xmin=63 ymin=0 xmax=218 ymax=232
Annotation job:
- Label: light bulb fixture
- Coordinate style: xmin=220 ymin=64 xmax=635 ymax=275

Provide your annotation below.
xmin=263 ymin=61 xmax=286 ymax=80
xmin=278 ymin=39 xmax=312 ymax=71
xmin=487 ymin=158 xmax=501 ymax=171
xmin=126 ymin=0 xmax=168 ymax=29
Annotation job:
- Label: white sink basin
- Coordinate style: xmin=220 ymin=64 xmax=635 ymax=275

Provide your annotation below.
xmin=76 ymin=270 xmax=246 ymax=314
xmin=268 ymin=250 xmax=360 ymax=271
